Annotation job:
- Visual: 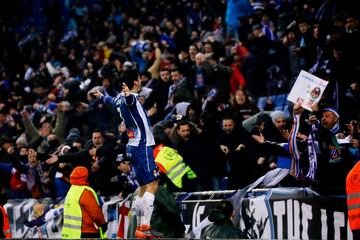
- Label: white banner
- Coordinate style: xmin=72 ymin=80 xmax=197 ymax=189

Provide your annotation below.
xmin=4 ymin=188 xmax=351 ymax=239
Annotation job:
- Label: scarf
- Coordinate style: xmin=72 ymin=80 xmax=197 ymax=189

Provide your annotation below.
xmin=328 ymin=121 xmax=342 ymax=164
xmin=306 ymin=120 xmax=340 ymax=179
xmin=26 ymin=163 xmax=48 ymax=195
xmin=289 ymin=114 xmax=301 ymax=177
xmin=306 ymin=123 xmax=320 ymax=179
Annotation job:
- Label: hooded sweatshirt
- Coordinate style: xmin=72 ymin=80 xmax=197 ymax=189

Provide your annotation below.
xmin=69 ymin=167 xmax=106 ymax=234
xmin=201 ymin=209 xmax=243 ymax=239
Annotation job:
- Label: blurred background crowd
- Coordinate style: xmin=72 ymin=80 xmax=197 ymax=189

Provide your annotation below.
xmin=0 ymin=0 xmax=359 ymax=199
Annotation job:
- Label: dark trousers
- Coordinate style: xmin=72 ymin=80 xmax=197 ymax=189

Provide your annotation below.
xmin=353 ymin=229 xmax=360 ymax=240
xmin=81 ymin=232 xmax=100 ymax=238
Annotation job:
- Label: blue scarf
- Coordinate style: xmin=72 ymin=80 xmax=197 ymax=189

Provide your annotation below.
xmin=306 ymin=124 xmax=320 ymax=179
xmin=289 ymin=114 xmax=301 ymax=178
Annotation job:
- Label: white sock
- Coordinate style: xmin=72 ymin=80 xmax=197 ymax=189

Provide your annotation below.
xmin=140 ymin=192 xmax=155 ymax=227
xmin=131 ymin=195 xmax=142 ymax=227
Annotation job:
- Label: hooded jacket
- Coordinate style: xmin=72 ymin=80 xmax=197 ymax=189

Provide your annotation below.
xmin=201 ymin=209 xmax=243 ymax=239
xmin=69 ymin=167 xmax=106 ymax=234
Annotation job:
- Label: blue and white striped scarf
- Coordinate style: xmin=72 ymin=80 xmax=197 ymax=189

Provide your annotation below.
xmin=289 ymin=114 xmax=301 ymax=178
xmin=306 ymin=121 xmax=340 ymax=179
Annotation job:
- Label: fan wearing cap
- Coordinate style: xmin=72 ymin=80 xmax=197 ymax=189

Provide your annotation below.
xmin=112 ymin=154 xmax=139 ymax=198
xmin=62 ymin=166 xmax=107 ymax=239
xmin=0 ymin=187 xmax=11 ymax=238
xmin=270 ymin=111 xmax=290 ymax=141
xmin=321 ymin=107 xmax=340 ymax=131
xmin=292 ymin=105 xmax=353 ymax=194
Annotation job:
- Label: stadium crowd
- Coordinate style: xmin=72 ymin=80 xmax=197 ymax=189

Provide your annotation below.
xmin=0 ymin=0 xmax=359 ymax=201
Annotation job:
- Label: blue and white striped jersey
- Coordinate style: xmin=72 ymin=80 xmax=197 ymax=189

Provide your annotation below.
xmin=101 ymin=93 xmax=155 ymax=147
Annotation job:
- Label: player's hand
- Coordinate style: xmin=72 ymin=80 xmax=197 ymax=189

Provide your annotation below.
xmin=119 ymin=121 xmax=126 ymax=133
xmin=122 ymin=82 xmax=130 ymax=96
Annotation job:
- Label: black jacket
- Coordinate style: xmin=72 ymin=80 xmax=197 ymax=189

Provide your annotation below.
xmin=151 ymin=186 xmax=185 ymax=238
xmin=201 ymin=209 xmax=244 ymax=239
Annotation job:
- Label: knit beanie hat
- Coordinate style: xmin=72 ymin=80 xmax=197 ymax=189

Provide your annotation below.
xmin=16 ymin=135 xmax=28 ymax=147
xmin=66 ymin=128 xmax=81 ymax=143
xmin=270 ymin=111 xmax=287 ymax=123
xmin=70 ymin=166 xmax=89 ymax=186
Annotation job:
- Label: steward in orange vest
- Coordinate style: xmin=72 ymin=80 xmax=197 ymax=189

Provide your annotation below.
xmin=346 ymin=160 xmax=360 ymax=239
xmin=0 ymin=189 xmax=12 ymax=238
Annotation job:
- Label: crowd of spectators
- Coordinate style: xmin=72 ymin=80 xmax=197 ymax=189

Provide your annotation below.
xmin=0 ymin=0 xmax=359 ymax=199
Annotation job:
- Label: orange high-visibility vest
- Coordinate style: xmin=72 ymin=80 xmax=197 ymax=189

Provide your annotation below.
xmin=0 ymin=205 xmax=12 ymax=238
xmin=346 ymin=161 xmax=360 ymax=230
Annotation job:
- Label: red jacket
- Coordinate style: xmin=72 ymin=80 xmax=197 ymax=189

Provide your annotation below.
xmin=229 ymin=63 xmax=246 ymax=94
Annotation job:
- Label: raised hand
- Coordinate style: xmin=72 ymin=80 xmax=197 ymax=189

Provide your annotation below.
xmin=46 ymin=155 xmax=59 ymax=165
xmin=88 ymin=147 xmax=97 ymax=156
xmin=122 ymin=82 xmax=130 ymax=96
xmin=293 ymin=103 xmax=303 ymax=115
xmin=93 ymin=90 xmax=104 ymax=99
xmin=252 ymin=133 xmax=265 ymax=144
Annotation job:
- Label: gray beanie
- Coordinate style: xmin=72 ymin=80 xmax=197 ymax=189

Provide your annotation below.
xmin=270 ymin=111 xmax=287 ymax=123
xmin=66 ymin=128 xmax=81 ymax=142
xmin=16 ymin=135 xmax=28 ymax=147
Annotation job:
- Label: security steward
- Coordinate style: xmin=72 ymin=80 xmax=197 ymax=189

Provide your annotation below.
xmin=0 ymin=188 xmax=12 ymax=238
xmin=346 ymin=160 xmax=360 ymax=239
xmin=154 ymin=144 xmax=197 ymax=191
xmin=62 ymin=166 xmax=107 ymax=239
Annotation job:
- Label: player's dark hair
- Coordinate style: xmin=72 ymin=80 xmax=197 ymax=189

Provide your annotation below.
xmin=121 ymin=69 xmax=139 ymax=90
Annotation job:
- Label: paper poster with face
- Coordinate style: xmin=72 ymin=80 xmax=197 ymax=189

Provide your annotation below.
xmin=287 ymin=70 xmax=328 ymax=111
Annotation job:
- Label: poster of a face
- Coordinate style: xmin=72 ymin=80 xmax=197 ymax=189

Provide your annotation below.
xmin=303 ymin=86 xmax=321 ymax=108
xmin=287 ymin=70 xmax=328 ymax=111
